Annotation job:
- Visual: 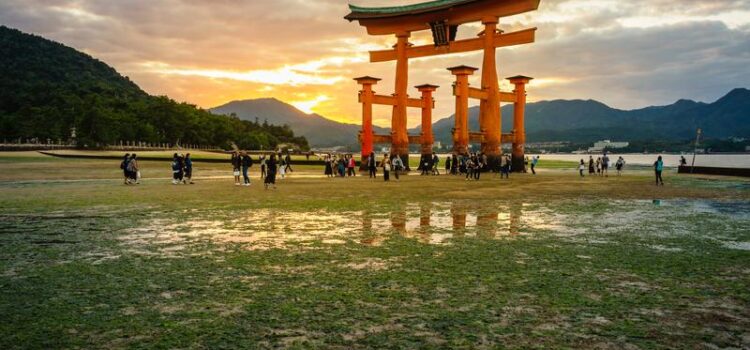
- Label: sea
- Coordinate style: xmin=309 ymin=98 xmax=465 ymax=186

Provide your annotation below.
xmin=421 ymin=153 xmax=750 ymax=168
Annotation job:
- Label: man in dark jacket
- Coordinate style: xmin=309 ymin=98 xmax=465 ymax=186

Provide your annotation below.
xmin=241 ymin=152 xmax=253 ymax=186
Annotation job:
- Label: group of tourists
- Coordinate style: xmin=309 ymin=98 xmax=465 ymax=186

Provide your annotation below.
xmin=577 ymin=153 xmax=626 ymax=178
xmin=324 ymin=154 xmax=357 ymax=178
xmin=231 ymin=151 xmax=291 ymax=189
xmin=171 ymin=153 xmax=193 ymax=184
xmin=120 ymin=153 xmax=140 ymax=185
xmin=119 ymin=150 xmax=671 ymax=187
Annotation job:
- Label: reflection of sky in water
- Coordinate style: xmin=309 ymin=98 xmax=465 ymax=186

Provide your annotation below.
xmin=115 ymin=199 xmax=750 ymax=253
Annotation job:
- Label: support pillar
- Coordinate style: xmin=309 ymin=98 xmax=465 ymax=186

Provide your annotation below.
xmin=507 ymin=76 xmax=533 ymax=172
xmin=479 ymin=17 xmax=502 ymax=169
xmin=391 ymin=32 xmax=411 ymax=167
xmin=354 ymin=76 xmax=381 ymax=170
xmin=416 ymin=84 xmax=439 ymax=160
xmin=448 ymin=65 xmax=478 ymax=156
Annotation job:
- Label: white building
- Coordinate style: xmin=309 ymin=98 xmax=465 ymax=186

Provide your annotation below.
xmin=588 ymin=140 xmax=629 ymax=153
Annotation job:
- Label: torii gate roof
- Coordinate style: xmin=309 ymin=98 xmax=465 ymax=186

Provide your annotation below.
xmin=345 ymin=0 xmax=540 ymax=35
xmin=345 ymin=0 xmax=476 ymax=20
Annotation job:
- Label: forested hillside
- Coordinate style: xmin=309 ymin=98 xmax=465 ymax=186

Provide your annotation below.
xmin=0 ymin=26 xmax=308 ymax=150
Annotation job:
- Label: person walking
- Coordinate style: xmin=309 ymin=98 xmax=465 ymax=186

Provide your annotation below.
xmin=500 ymin=154 xmax=511 ymax=179
xmin=595 ymin=157 xmax=602 ymax=176
xmin=392 ymin=154 xmax=404 ymax=181
xmin=241 ymin=152 xmax=253 ymax=186
xmin=184 ymin=153 xmax=194 ymax=184
xmin=121 ymin=153 xmax=131 ymax=185
xmin=127 ymin=154 xmax=139 ymax=184
xmin=324 ymin=155 xmax=332 ymax=177
xmin=231 ymin=151 xmax=241 ymax=185
xmin=615 ymin=156 xmax=625 ymax=176
xmin=178 ymin=154 xmax=186 ymax=184
xmin=265 ymin=154 xmax=277 ymax=190
xmin=260 ymin=155 xmax=267 ymax=180
xmin=347 ymin=155 xmax=357 ymax=177
xmin=432 ymin=153 xmax=440 ymax=175
xmin=588 ymin=156 xmax=595 ymax=175
xmin=445 ymin=155 xmax=451 ymax=175
xmin=465 ymin=154 xmax=475 ymax=180
xmin=368 ymin=152 xmax=377 ymax=179
xmin=654 ymin=155 xmax=665 ymax=186
xmin=473 ymin=154 xmax=482 ymax=180
xmin=278 ymin=155 xmax=287 ymax=179
xmin=172 ymin=153 xmax=182 ymax=185
xmin=524 ymin=155 xmax=530 ymax=173
xmin=382 ymin=154 xmax=391 ymax=182
xmin=530 ymin=155 xmax=539 ymax=175
xmin=284 ymin=153 xmax=293 ymax=173
xmin=578 ymin=159 xmax=586 ymax=177
xmin=602 ymin=153 xmax=610 ymax=177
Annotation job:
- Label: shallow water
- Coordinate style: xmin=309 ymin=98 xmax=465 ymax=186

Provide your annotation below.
xmin=105 ymin=199 xmax=750 ymax=254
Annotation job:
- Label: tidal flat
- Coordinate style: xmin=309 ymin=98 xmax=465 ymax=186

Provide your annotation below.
xmin=1 ymin=152 xmax=749 ymax=349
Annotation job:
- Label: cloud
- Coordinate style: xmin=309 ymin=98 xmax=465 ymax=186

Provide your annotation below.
xmin=0 ymin=0 xmax=748 ymax=128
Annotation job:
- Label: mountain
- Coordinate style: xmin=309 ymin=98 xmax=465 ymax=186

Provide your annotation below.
xmin=214 ymin=89 xmax=748 ymax=149
xmin=211 ymin=98 xmax=388 ymax=148
xmin=0 ymin=25 xmax=308 ymax=150
xmin=424 ymin=89 xmax=750 ymax=145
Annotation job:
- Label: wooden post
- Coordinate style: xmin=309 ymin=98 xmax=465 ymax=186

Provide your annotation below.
xmin=392 ymin=32 xmax=411 ymax=167
xmin=507 ymin=76 xmax=533 ymax=172
xmin=480 ymin=17 xmax=502 ymax=168
xmin=416 ymin=84 xmax=439 ymax=156
xmin=354 ymin=76 xmax=381 ymax=169
xmin=448 ymin=65 xmax=478 ymax=155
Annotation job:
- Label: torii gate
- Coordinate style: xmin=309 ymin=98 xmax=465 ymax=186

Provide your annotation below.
xmin=346 ymin=0 xmax=539 ymax=171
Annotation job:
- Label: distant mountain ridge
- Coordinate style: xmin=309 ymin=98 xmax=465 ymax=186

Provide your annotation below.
xmin=213 ymin=89 xmax=750 ymax=148
xmin=211 ymin=98 xmax=388 ymax=148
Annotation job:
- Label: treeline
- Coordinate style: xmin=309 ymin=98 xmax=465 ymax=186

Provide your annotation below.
xmin=0 ymin=26 xmax=308 ymax=150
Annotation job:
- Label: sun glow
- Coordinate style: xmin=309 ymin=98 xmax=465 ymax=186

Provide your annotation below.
xmin=291 ymin=95 xmax=330 ymax=114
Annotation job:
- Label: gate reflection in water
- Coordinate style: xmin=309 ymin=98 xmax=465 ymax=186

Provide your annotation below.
xmin=361 ymin=201 xmax=531 ymax=245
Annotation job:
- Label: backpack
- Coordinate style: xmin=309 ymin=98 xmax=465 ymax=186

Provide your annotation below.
xmin=120 ymin=160 xmax=127 ymax=169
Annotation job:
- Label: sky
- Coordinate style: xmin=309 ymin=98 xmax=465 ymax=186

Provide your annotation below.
xmin=1 ymin=0 xmax=749 ymax=127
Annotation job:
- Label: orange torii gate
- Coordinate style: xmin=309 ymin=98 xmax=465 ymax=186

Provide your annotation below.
xmin=346 ymin=0 xmax=539 ymax=171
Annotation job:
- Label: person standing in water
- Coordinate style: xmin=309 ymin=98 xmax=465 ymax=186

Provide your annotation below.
xmin=264 ymin=154 xmax=277 ymax=190
xmin=445 ymin=155 xmax=452 ymax=175
xmin=654 ymin=155 xmax=665 ymax=186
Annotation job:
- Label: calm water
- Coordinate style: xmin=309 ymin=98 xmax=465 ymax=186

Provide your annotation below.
xmin=424 ymin=153 xmax=750 ymax=168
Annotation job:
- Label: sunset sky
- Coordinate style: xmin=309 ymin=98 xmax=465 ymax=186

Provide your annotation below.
xmin=1 ymin=0 xmax=749 ymax=127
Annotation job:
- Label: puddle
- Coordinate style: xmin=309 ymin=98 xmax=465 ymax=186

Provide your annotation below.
xmin=2 ymin=199 xmax=747 ymax=256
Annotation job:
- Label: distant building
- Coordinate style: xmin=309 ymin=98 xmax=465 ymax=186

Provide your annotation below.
xmin=588 ymin=139 xmax=629 ymax=153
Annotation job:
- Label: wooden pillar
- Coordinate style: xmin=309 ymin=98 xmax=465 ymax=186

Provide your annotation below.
xmin=507 ymin=76 xmax=533 ymax=172
xmin=391 ymin=32 xmax=411 ymax=165
xmin=354 ymin=76 xmax=380 ymax=169
xmin=448 ymin=65 xmax=478 ymax=155
xmin=480 ymin=17 xmax=502 ymax=168
xmin=416 ymin=84 xmax=438 ymax=156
